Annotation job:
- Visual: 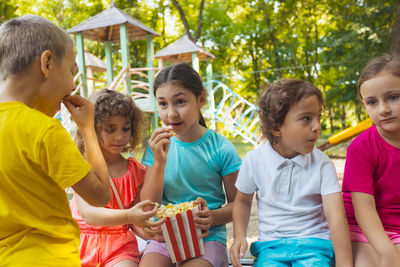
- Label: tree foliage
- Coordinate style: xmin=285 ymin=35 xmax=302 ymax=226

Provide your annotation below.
xmin=1 ymin=0 xmax=398 ymax=133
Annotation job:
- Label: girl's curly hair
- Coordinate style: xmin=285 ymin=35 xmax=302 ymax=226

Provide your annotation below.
xmin=258 ymin=79 xmax=323 ymax=145
xmin=75 ymin=89 xmax=147 ymax=155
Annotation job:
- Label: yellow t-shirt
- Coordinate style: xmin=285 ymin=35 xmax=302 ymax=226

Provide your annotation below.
xmin=0 ymin=102 xmax=91 ymax=266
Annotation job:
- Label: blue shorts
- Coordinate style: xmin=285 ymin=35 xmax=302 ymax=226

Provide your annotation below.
xmin=250 ymin=237 xmax=335 ymax=267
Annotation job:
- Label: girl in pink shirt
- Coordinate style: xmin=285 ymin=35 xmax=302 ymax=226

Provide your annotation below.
xmin=342 ymin=54 xmax=400 ymax=267
xmin=70 ymin=89 xmax=164 ymax=267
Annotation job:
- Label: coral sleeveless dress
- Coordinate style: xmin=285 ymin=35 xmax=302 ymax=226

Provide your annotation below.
xmin=70 ymin=157 xmax=146 ymax=267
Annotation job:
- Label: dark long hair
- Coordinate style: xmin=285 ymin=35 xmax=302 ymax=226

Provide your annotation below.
xmin=154 ymin=63 xmax=207 ymax=127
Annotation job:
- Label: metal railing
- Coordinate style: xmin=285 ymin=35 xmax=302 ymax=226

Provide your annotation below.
xmin=205 ymin=80 xmax=262 ymax=146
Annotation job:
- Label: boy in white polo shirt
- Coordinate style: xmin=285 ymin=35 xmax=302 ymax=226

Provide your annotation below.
xmin=229 ymin=79 xmax=353 ymax=267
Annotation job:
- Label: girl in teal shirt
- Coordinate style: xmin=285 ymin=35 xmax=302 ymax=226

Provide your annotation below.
xmin=140 ymin=63 xmax=242 ymax=267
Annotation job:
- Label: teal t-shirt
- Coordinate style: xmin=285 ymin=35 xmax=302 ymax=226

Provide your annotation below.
xmin=142 ymin=129 xmax=242 ymax=245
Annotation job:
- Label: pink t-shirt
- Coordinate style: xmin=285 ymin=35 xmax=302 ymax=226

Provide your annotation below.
xmin=342 ymin=126 xmax=400 ymax=231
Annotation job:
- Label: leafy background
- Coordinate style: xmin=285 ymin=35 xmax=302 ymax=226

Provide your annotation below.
xmin=2 ymin=0 xmax=399 ymax=139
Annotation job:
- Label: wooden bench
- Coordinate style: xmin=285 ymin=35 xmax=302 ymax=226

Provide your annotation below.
xmin=228 ymin=251 xmax=255 ymax=266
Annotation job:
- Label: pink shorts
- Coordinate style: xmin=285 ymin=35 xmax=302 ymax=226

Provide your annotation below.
xmin=142 ymin=240 xmax=228 ymax=267
xmin=79 ymin=227 xmax=139 ymax=267
xmin=349 ymin=224 xmax=400 ymax=244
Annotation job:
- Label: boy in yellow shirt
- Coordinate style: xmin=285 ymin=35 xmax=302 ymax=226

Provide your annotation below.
xmin=0 ymin=15 xmax=111 ymax=266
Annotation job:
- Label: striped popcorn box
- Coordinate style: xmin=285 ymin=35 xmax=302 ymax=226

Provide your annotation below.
xmin=160 ymin=205 xmax=204 ymax=263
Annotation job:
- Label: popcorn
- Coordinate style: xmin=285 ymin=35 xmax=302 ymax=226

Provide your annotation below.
xmin=166 ymin=125 xmax=176 ymax=136
xmin=156 ymin=201 xmax=204 ymax=263
xmin=156 ymin=201 xmax=198 ymax=220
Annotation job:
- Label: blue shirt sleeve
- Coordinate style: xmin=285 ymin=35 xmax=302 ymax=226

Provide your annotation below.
xmin=218 ymin=136 xmax=242 ymax=176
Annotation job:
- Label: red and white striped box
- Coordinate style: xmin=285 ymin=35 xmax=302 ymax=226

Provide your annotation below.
xmin=160 ymin=205 xmax=204 ymax=263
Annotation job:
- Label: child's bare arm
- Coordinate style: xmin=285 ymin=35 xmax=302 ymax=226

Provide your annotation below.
xmin=140 ymin=127 xmax=171 ymax=204
xmin=197 ymin=170 xmax=239 ymax=227
xmin=230 ymin=191 xmax=253 ymax=267
xmin=140 ymin=164 xmax=165 ymax=204
xmin=352 ymin=192 xmax=400 ymax=267
xmin=322 ymin=192 xmax=353 ymax=267
xmin=63 ymin=95 xmax=110 ymax=206
xmin=218 ymin=170 xmax=239 ymax=224
xmin=75 ymin=194 xmax=163 ymax=235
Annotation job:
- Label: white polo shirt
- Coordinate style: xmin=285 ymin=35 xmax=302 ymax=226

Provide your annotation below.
xmin=235 ymin=141 xmax=340 ymax=241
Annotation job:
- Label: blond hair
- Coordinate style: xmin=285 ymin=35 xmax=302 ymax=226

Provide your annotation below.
xmin=358 ymin=54 xmax=400 ymax=99
xmin=0 ymin=14 xmax=74 ymax=80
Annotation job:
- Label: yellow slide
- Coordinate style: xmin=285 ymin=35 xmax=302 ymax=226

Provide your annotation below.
xmin=318 ymin=118 xmax=373 ymax=151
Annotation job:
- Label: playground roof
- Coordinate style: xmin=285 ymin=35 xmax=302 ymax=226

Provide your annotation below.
xmin=79 ymin=51 xmax=106 ymax=72
xmin=67 ymin=2 xmax=160 ymax=43
xmin=155 ymin=35 xmax=215 ymax=63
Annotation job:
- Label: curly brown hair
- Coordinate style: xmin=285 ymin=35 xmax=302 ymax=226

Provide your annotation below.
xmin=75 ymin=89 xmax=147 ymax=155
xmin=258 ymin=79 xmax=324 ymax=145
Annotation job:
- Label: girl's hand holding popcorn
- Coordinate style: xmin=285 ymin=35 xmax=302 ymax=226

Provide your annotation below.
xmin=193 ymin=197 xmax=215 ymax=238
xmin=148 ymin=127 xmax=174 ymax=163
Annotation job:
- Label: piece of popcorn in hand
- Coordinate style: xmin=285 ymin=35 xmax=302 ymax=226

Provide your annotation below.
xmin=162 ymin=123 xmax=176 ymax=136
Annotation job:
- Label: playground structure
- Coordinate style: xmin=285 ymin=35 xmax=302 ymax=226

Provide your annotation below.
xmin=78 ymin=51 xmax=107 ymax=95
xmin=318 ymin=118 xmax=373 ymax=151
xmin=59 ymin=2 xmax=262 ymax=146
xmin=66 ymin=1 xmax=160 ymax=128
xmin=204 ymin=80 xmax=261 ymax=145
xmin=60 ymin=2 xmax=371 ymax=149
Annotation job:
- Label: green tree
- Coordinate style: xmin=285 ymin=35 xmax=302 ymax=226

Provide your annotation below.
xmin=7 ymin=0 xmax=398 ymax=134
xmin=0 ymin=1 xmax=17 ymax=23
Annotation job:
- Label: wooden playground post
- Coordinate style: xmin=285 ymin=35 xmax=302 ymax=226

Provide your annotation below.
xmin=120 ymin=23 xmax=131 ymax=94
xmin=147 ymin=34 xmax=158 ymax=129
xmin=206 ymin=58 xmax=216 ymax=130
xmin=158 ymin=58 xmax=164 ymax=68
xmin=105 ymin=40 xmax=114 ymax=85
xmin=86 ymin=67 xmax=94 ymax=96
xmin=76 ymin=32 xmax=88 ymax=97
xmin=192 ymin=52 xmax=199 ymax=73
